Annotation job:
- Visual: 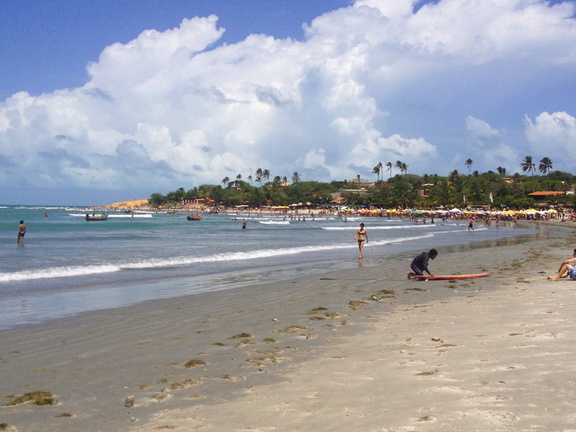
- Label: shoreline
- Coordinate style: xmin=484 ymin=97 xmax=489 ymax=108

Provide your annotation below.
xmin=2 ymin=223 xmax=576 ymax=431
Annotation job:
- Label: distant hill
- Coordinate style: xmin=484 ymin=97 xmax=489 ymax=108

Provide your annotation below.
xmin=102 ymin=199 xmax=149 ymax=209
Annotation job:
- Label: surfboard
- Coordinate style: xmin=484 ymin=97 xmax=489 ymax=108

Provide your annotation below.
xmin=410 ymin=272 xmax=491 ymax=280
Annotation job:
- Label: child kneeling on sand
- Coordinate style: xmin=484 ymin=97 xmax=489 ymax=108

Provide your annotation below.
xmin=408 ymin=248 xmax=438 ymax=279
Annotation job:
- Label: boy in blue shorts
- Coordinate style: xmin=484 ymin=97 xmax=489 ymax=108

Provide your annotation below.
xmin=548 ymin=248 xmax=576 ymax=281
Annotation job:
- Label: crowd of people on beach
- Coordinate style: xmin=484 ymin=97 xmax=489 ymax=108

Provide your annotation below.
xmin=14 ymin=205 xmax=574 ymax=283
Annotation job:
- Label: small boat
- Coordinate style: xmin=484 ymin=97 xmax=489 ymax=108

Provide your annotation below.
xmin=187 ymin=214 xmax=203 ymax=221
xmin=86 ymin=213 xmax=108 ymax=221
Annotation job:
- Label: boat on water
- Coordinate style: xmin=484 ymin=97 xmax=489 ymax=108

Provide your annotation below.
xmin=85 ymin=213 xmax=108 ymax=221
xmin=187 ymin=214 xmax=202 ymax=221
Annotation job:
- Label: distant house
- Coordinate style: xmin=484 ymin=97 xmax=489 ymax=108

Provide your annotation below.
xmin=418 ymin=183 xmax=434 ymax=198
xmin=528 ymin=191 xmax=565 ymax=204
xmin=330 ymin=196 xmax=347 ymax=204
xmin=331 ymin=187 xmax=370 ymax=204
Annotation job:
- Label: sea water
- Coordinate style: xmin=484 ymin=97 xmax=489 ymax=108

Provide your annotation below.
xmin=0 ymin=206 xmax=536 ymax=330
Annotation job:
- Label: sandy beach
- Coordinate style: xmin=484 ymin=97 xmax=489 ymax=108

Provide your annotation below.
xmin=2 ymin=222 xmax=576 ymax=431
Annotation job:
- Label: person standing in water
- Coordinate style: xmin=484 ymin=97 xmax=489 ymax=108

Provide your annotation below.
xmin=355 ymin=222 xmax=368 ymax=259
xmin=17 ymin=220 xmax=26 ymax=245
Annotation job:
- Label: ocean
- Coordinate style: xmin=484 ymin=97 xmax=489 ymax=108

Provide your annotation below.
xmin=0 ymin=206 xmax=536 ymax=330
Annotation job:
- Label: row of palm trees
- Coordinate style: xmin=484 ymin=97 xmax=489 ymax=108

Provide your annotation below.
xmin=520 ymin=156 xmax=553 ymax=175
xmin=220 ymin=155 xmax=553 ymax=190
xmin=466 ymin=156 xmax=553 ymax=177
xmin=372 ymin=161 xmax=409 ymax=181
xmin=372 ymin=156 xmax=554 ymax=182
xmin=222 ymin=169 xmax=301 ymax=187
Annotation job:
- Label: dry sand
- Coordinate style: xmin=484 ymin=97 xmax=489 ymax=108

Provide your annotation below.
xmin=101 ymin=199 xmax=151 ymax=209
xmin=2 ymin=223 xmax=576 ymax=431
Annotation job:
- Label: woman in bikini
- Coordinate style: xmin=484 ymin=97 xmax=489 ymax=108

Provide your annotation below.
xmin=355 ymin=222 xmax=368 ymax=259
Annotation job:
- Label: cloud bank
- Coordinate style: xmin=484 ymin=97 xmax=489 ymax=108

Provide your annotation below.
xmin=1 ymin=0 xmax=576 ymax=204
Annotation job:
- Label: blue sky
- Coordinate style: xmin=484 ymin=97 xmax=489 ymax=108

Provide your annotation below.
xmin=1 ymin=0 xmax=576 ymax=205
xmin=0 ymin=0 xmax=352 ymax=100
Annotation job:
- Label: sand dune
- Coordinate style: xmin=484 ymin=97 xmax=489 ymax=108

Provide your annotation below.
xmin=101 ymin=199 xmax=150 ymax=209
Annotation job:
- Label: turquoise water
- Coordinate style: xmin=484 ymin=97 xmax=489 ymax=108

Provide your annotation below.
xmin=0 ymin=206 xmax=535 ymax=330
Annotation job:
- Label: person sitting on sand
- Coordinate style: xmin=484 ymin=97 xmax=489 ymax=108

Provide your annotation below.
xmin=548 ymin=249 xmax=576 ymax=281
xmin=408 ymin=248 xmax=438 ymax=279
xmin=355 ymin=222 xmax=368 ymax=259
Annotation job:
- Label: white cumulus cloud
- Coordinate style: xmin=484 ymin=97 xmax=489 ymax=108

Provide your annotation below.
xmin=525 ymin=111 xmax=576 ymax=155
xmin=1 ymin=0 xmax=576 ymax=204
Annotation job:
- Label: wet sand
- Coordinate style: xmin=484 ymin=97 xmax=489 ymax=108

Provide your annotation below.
xmin=2 ymin=222 xmax=576 ymax=431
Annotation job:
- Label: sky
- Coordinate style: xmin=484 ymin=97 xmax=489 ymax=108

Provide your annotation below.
xmin=1 ymin=0 xmax=576 ymax=206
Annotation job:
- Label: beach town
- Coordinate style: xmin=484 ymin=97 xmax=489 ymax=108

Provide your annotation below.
xmin=3 ymin=1 xmax=576 ymax=430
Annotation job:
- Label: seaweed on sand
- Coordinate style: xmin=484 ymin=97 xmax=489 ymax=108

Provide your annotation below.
xmin=276 ymin=325 xmax=307 ymax=333
xmin=228 ymin=333 xmax=252 ymax=339
xmin=3 ymin=391 xmax=58 ymax=406
xmin=348 ymin=300 xmax=368 ymax=310
xmin=306 ymin=307 xmax=328 ymax=314
xmin=184 ymin=359 xmax=207 ymax=368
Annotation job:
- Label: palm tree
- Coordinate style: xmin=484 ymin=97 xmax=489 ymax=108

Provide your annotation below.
xmin=465 ymin=158 xmax=473 ymax=175
xmin=263 ymin=169 xmax=270 ymax=183
xmin=398 ymin=162 xmax=408 ymax=175
xmin=497 ymin=166 xmax=507 ymax=176
xmin=221 ymin=176 xmax=230 ymax=186
xmin=292 ymin=172 xmax=300 ymax=183
xmin=395 ymin=160 xmax=404 ymax=175
xmin=448 ymin=169 xmax=459 ymax=182
xmin=372 ymin=162 xmax=382 ymax=181
xmin=539 ymin=157 xmax=553 ymax=174
xmin=521 ymin=156 xmax=536 ymax=176
xmin=255 ymin=168 xmax=263 ymax=185
xmin=385 ymin=162 xmax=392 ymax=178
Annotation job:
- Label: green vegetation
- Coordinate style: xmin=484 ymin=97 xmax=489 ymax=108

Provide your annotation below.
xmin=148 ymin=158 xmax=576 ymax=209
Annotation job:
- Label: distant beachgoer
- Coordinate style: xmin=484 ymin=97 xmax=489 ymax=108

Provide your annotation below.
xmin=354 ymin=222 xmax=368 ymax=259
xmin=17 ymin=220 xmax=26 ymax=245
xmin=547 ymin=249 xmax=576 ymax=281
xmin=408 ymin=249 xmax=438 ymax=279
xmin=242 ymin=219 xmax=247 ymax=229
xmin=467 ymin=217 xmax=474 ymax=231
